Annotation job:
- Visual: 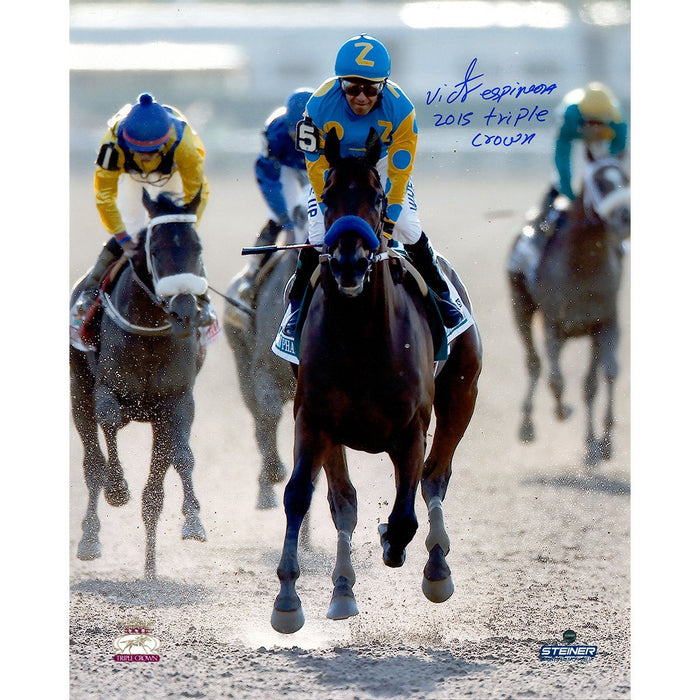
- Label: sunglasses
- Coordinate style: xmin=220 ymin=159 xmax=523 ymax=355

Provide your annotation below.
xmin=340 ymin=79 xmax=384 ymax=97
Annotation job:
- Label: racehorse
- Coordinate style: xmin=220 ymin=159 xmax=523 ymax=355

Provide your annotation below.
xmin=223 ymin=217 xmax=304 ymax=510
xmin=507 ymin=153 xmax=630 ymax=466
xmin=71 ymin=190 xmax=210 ymax=580
xmin=271 ymin=129 xmax=483 ymax=633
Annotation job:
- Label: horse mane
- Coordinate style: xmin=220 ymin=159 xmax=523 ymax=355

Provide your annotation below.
xmin=151 ymin=191 xmax=188 ymax=214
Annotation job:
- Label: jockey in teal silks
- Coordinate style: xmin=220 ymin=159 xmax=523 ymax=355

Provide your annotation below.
xmin=543 ymin=81 xmax=628 ymax=219
xmin=282 ymin=34 xmax=462 ymax=338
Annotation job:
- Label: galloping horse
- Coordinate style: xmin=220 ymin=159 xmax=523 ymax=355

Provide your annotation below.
xmin=71 ymin=190 xmax=210 ymax=579
xmin=271 ymin=129 xmax=482 ymax=633
xmin=507 ymin=153 xmax=630 ymax=465
xmin=223 ymin=215 xmax=305 ymax=509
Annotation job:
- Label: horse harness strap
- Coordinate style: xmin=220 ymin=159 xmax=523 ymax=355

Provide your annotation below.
xmin=101 ymin=288 xmax=174 ymax=336
xmin=386 ymin=249 xmax=429 ymax=296
xmin=145 ymin=213 xmax=199 ymax=285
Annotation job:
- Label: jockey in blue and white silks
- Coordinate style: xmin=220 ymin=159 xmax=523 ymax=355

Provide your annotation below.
xmin=304 ymin=76 xmax=420 ymax=245
xmin=281 ymin=34 xmax=462 ymax=337
xmin=229 ymin=88 xmax=313 ymax=305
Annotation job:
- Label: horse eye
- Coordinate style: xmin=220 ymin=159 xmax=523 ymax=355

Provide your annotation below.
xmin=355 ymin=258 xmax=369 ymax=273
xmin=329 ymin=258 xmax=341 ymax=273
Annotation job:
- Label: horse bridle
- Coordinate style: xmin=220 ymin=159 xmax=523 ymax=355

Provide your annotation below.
xmin=145 ymin=213 xmax=199 ymax=288
xmin=101 ymin=213 xmax=203 ymax=336
xmin=320 ymin=165 xmax=390 ymax=268
xmin=582 ymin=158 xmax=630 ymax=222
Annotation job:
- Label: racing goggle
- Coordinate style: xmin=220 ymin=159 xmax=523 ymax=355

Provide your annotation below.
xmin=340 ymin=79 xmax=385 ymax=97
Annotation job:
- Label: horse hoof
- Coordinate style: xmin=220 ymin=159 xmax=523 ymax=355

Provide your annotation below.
xmin=104 ymin=480 xmax=130 ymax=507
xmin=182 ymin=517 xmax=207 ymax=542
xmin=77 ymin=537 xmax=102 ymax=561
xmin=256 ymin=482 xmax=279 ymax=510
xmin=556 ymin=404 xmax=573 ymax=421
xmin=327 ymin=595 xmax=359 ymax=620
xmin=271 ymin=606 xmax=305 ymax=634
xmin=519 ymin=420 xmax=535 ymax=443
xmin=378 ymin=523 xmax=406 ymax=568
xmin=598 ymin=437 xmax=613 ymax=461
xmin=422 ymin=574 xmax=455 ymax=603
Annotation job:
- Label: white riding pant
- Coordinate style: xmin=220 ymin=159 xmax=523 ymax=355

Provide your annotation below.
xmin=117 ymin=171 xmax=185 ymax=237
xmin=307 ymin=156 xmax=422 ymax=246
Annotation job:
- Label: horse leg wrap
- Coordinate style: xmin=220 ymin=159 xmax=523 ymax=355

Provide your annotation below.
xmin=424 ymin=497 xmax=450 ymax=555
xmin=332 ymin=530 xmax=356 ymax=587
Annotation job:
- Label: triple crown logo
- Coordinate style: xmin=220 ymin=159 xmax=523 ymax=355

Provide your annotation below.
xmin=113 ymin=617 xmax=161 ymax=663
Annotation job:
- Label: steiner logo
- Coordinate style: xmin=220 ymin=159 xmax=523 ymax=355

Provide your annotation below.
xmin=540 ymin=645 xmax=597 ymax=660
xmin=540 ymin=629 xmax=597 ymax=660
xmin=113 ymin=617 xmax=160 ymax=663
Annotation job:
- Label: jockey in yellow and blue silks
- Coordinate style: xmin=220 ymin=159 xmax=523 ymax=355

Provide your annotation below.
xmin=73 ymin=93 xmax=210 ymax=324
xmin=230 ymin=88 xmax=313 ymax=306
xmin=546 ymin=82 xmax=627 ymax=207
xmin=283 ymin=34 xmax=461 ymax=336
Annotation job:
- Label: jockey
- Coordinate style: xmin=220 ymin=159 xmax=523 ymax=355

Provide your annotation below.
xmin=229 ymin=87 xmax=313 ymax=306
xmin=72 ymin=92 xmax=211 ymax=326
xmin=283 ymin=34 xmax=462 ymax=337
xmin=541 ymin=82 xmax=628 ymax=226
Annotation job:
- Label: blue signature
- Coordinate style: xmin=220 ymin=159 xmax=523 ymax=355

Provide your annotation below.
xmin=426 ymin=57 xmax=558 ymax=106
xmin=426 ymin=58 xmax=557 ymax=146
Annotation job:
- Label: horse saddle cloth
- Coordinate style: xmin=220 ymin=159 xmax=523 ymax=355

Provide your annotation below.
xmin=271 ymin=253 xmax=474 ymax=366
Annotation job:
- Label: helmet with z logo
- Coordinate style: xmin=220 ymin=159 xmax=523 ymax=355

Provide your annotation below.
xmin=334 ymin=34 xmax=391 ymax=81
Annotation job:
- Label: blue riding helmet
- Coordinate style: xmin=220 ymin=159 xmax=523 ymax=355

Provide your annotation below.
xmin=334 ymin=34 xmax=391 ymax=81
xmin=122 ymin=93 xmax=173 ymax=152
xmin=285 ymin=88 xmax=314 ymax=132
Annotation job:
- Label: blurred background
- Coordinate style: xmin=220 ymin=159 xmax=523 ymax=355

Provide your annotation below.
xmin=69 ymin=0 xmax=630 ymax=174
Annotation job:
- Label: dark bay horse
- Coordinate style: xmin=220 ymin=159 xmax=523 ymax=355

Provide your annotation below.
xmin=271 ymin=129 xmax=483 ymax=633
xmin=508 ymin=155 xmax=630 ymax=466
xmin=71 ymin=190 xmax=210 ymax=579
xmin=223 ymin=226 xmax=301 ymax=509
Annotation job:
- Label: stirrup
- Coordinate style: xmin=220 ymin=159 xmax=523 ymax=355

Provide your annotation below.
xmin=282 ymin=299 xmax=301 ymax=337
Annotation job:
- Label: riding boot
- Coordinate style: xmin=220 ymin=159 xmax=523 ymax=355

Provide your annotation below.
xmin=404 ymin=232 xmax=462 ymax=328
xmin=282 ymin=244 xmax=320 ymax=337
xmin=74 ymin=240 xmax=121 ymax=317
xmin=233 ymin=220 xmax=283 ymax=305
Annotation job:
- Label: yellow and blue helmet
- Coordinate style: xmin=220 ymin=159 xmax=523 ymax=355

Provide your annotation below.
xmin=334 ymin=34 xmax=391 ymax=81
xmin=121 ymin=93 xmax=173 ymax=152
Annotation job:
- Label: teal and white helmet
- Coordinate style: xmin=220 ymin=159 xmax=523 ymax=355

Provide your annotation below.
xmin=334 ymin=34 xmax=391 ymax=81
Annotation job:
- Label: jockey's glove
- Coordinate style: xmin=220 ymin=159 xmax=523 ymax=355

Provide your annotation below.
xmin=114 ymin=231 xmax=139 ymax=257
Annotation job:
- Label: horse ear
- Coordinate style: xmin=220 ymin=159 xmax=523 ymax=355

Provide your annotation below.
xmin=325 ymin=128 xmax=340 ymax=166
xmin=186 ymin=188 xmax=202 ymax=215
xmin=142 ymin=188 xmax=157 ymax=216
xmin=365 ymin=128 xmax=381 ymax=167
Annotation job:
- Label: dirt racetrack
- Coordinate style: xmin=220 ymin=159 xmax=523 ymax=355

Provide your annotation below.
xmin=69 ymin=162 xmax=630 ymax=699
